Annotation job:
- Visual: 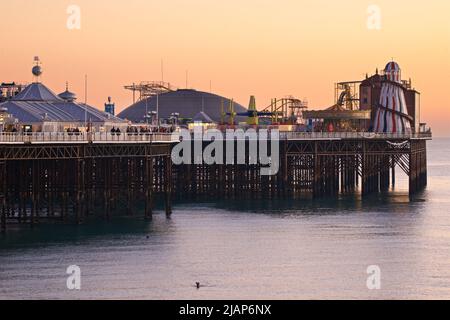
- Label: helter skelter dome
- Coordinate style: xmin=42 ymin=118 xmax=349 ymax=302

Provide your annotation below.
xmin=384 ymin=61 xmax=401 ymax=82
xmin=373 ymin=61 xmax=411 ymax=133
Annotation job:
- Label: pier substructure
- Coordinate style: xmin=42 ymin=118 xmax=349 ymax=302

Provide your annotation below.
xmin=409 ymin=139 xmax=428 ymax=194
xmin=0 ymin=136 xmax=430 ymax=229
xmin=0 ymin=143 xmax=172 ymax=229
xmin=172 ymin=138 xmax=428 ymax=200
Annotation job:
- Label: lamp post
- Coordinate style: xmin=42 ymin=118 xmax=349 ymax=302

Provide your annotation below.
xmin=170 ymin=112 xmax=180 ymax=126
xmin=145 ymin=111 xmax=158 ymax=126
xmin=156 ymin=93 xmax=159 ymax=127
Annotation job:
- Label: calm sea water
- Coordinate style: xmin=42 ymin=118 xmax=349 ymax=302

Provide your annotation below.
xmin=1 ymin=138 xmax=450 ymax=300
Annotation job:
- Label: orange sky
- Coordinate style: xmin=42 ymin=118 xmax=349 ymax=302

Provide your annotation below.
xmin=0 ymin=0 xmax=449 ymax=135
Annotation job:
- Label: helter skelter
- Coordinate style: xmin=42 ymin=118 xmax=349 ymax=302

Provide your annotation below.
xmin=374 ymin=61 xmax=412 ymax=133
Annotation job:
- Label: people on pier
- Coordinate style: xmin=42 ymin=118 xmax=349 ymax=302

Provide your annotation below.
xmin=110 ymin=127 xmax=122 ymax=136
xmin=66 ymin=127 xmax=81 ymax=135
xmin=123 ymin=126 xmax=175 ymax=135
xmin=126 ymin=126 xmax=139 ymax=134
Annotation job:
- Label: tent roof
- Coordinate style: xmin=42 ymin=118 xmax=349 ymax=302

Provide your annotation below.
xmin=13 ymin=83 xmax=63 ymax=102
xmin=192 ymin=111 xmax=215 ymax=123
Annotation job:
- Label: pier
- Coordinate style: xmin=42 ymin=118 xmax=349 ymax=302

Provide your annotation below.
xmin=0 ymin=131 xmax=431 ymax=231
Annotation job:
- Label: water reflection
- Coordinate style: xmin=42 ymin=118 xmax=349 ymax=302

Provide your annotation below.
xmin=0 ymin=138 xmax=449 ymax=299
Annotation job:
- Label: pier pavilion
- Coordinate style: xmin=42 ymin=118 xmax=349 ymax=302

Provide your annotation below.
xmin=0 ymin=61 xmax=128 ymax=134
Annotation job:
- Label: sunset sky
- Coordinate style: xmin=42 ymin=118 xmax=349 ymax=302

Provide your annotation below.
xmin=0 ymin=0 xmax=449 ymax=135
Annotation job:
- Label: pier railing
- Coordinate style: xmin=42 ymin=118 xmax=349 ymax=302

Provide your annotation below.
xmin=0 ymin=132 xmax=178 ymax=144
xmin=0 ymin=131 xmax=432 ymax=144
xmin=280 ymin=131 xmax=432 ymax=140
xmin=91 ymin=132 xmax=179 ymax=143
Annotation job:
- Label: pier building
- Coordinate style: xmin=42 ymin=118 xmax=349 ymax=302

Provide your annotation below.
xmin=0 ymin=60 xmax=127 ymax=133
xmin=118 ymin=87 xmax=248 ymax=124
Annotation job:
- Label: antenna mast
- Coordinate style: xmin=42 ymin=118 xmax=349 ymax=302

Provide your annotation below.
xmin=84 ymin=74 xmax=88 ymax=130
xmin=161 ymin=59 xmax=164 ymax=83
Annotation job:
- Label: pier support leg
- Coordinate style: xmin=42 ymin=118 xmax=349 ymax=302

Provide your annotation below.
xmin=380 ymin=155 xmax=390 ymax=192
xmin=409 ymin=147 xmax=417 ymax=196
xmin=76 ymin=159 xmax=85 ymax=224
xmin=312 ymin=143 xmax=321 ymax=198
xmin=1 ymin=161 xmax=6 ymax=232
xmin=85 ymin=159 xmax=93 ymax=218
xmin=164 ymin=155 xmax=172 ymax=217
xmin=126 ymin=159 xmax=133 ymax=216
xmin=145 ymin=157 xmax=153 ymax=219
xmin=408 ymin=140 xmax=428 ymax=195
xmin=282 ymin=141 xmax=289 ymax=197
xmin=1 ymin=203 xmax=5 ymax=232
xmin=416 ymin=140 xmax=428 ymax=191
xmin=362 ymin=154 xmax=368 ymax=196
xmin=391 ymin=156 xmax=396 ymax=189
xmin=30 ymin=160 xmax=39 ymax=226
xmin=423 ymin=144 xmax=428 ymax=187
xmin=104 ymin=159 xmax=110 ymax=220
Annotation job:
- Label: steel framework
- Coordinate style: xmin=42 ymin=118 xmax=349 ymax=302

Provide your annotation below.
xmin=0 ymin=143 xmax=173 ymax=231
xmin=124 ymin=81 xmax=174 ymax=104
xmin=1 ymin=137 xmax=429 ymax=231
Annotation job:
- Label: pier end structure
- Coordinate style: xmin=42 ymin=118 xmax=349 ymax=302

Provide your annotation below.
xmin=171 ymin=132 xmax=431 ymax=200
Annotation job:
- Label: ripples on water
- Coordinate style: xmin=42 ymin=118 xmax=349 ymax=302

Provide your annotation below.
xmin=1 ymin=138 xmax=450 ymax=299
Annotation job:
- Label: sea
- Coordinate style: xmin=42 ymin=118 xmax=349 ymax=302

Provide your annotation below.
xmin=1 ymin=138 xmax=449 ymax=300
